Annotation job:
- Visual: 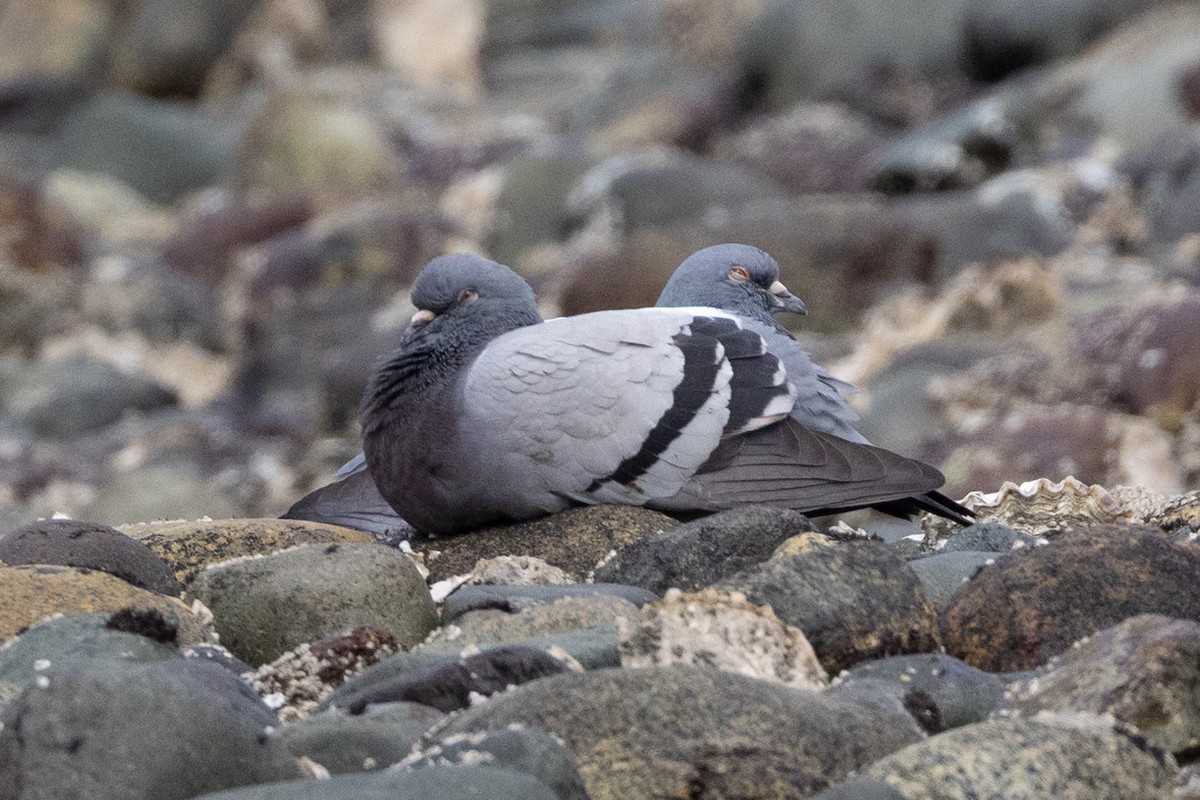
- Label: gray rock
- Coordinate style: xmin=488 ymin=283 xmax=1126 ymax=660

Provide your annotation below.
xmin=331 ymin=646 xmax=571 ymax=714
xmin=182 ymin=643 xmax=254 ymax=676
xmin=82 ymin=462 xmax=241 ymax=529
xmin=188 ymin=543 xmax=437 ymax=665
xmin=0 ymin=519 xmax=181 ymax=596
xmin=277 ymin=702 xmax=444 ymax=773
xmin=428 ymin=594 xmax=640 ymax=650
xmin=0 ymin=613 xmax=179 ymax=711
xmin=407 ymin=726 xmax=587 ymax=800
xmin=593 ymin=506 xmax=813 ymax=594
xmin=482 ymin=0 xmax=660 ymax=54
xmin=720 ymin=539 xmax=941 ymax=672
xmin=433 ymin=665 xmax=925 ymax=799
xmin=56 ymin=91 xmax=235 ymax=205
xmin=860 ymin=716 xmax=1175 ymax=797
xmin=808 ymin=779 xmax=909 ymax=800
xmin=837 ymin=653 xmax=1008 ymax=731
xmin=484 ymin=150 xmax=593 ymax=266
xmin=5 ymin=353 xmax=176 ymax=439
xmin=998 ymin=614 xmax=1200 ymax=755
xmin=940 ymin=522 xmax=1035 ymax=552
xmin=442 ymin=583 xmax=658 ymax=622
xmin=908 ymin=551 xmax=1001 ymax=609
xmin=189 ymin=764 xmax=560 ymax=800
xmin=1124 ymin=128 xmax=1200 ymax=245
xmin=0 ymin=659 xmax=302 ymax=800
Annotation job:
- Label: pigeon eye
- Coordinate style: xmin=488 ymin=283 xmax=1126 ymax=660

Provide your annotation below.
xmin=728 ymin=266 xmax=751 ymax=283
xmin=458 ymin=288 xmax=479 ymax=304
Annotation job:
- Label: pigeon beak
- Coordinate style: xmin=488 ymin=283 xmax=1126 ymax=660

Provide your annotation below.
xmin=406 ymin=308 xmax=437 ymax=335
xmin=767 ymin=281 xmax=807 ymax=315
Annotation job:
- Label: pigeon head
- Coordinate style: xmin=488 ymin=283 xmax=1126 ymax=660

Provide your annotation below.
xmin=404 ymin=253 xmax=540 ymax=342
xmin=657 ymin=244 xmax=807 ymax=324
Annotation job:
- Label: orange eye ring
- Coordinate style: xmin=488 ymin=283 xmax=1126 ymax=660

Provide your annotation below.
xmin=728 ymin=266 xmax=751 ymax=283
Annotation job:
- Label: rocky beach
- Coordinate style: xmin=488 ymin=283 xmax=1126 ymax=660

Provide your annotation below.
xmin=1 ymin=0 xmax=1200 ymax=797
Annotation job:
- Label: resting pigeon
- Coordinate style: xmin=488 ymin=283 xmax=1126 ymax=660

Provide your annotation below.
xmin=657 ymin=243 xmax=867 ymax=443
xmin=357 ymin=253 xmax=972 ymax=534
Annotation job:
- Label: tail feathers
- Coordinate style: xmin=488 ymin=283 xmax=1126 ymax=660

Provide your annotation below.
xmin=281 ymin=469 xmax=412 ymax=539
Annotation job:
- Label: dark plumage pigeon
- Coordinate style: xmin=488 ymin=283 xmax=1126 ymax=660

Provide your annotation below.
xmin=354 ymin=253 xmax=971 ymax=534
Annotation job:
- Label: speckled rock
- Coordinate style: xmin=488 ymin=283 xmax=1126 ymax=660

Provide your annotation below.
xmin=432 ymin=665 xmax=925 ymax=800
xmin=907 ymin=550 xmax=1001 ymax=609
xmin=835 ymin=653 xmax=1008 ymax=731
xmin=941 ymin=525 xmax=1200 ymax=671
xmin=0 ymin=563 xmax=214 ymax=645
xmin=122 ymin=518 xmax=373 ymax=584
xmin=277 ymin=702 xmax=445 ymax=773
xmin=188 ymin=543 xmax=436 ymax=665
xmin=939 ymin=522 xmax=1037 ymax=552
xmin=187 ymin=764 xmax=561 ymax=800
xmin=419 ymin=505 xmax=678 ymax=582
xmin=332 ymin=645 xmax=572 ymax=714
xmin=619 ymin=588 xmax=828 ymax=690
xmin=720 ymin=538 xmax=941 ymax=672
xmin=0 ymin=659 xmax=303 ymax=800
xmin=442 ymin=583 xmax=658 ymax=622
xmin=592 ymin=506 xmax=813 ymax=594
xmin=428 ymin=594 xmax=641 ymax=650
xmin=0 ymin=519 xmax=181 ymax=596
xmin=858 ymin=715 xmax=1175 ymax=798
xmin=403 ymin=726 xmax=588 ymax=800
xmin=998 ymin=614 xmax=1200 ymax=755
xmin=0 ymin=613 xmax=179 ymax=710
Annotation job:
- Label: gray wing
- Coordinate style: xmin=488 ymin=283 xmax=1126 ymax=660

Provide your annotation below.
xmin=458 ymin=309 xmax=797 ymax=512
xmin=281 ymin=468 xmax=412 ymax=540
xmin=742 ymin=318 xmax=869 ymax=444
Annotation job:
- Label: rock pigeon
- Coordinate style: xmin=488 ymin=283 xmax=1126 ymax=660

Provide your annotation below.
xmin=657 ymin=243 xmax=867 ymax=443
xmin=357 ymin=253 xmax=972 ymax=534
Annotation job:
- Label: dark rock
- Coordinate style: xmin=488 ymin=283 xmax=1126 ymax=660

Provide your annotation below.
xmin=0 ymin=659 xmax=302 ymax=800
xmin=419 ymin=504 xmax=679 ymax=582
xmin=859 ymin=716 xmax=1175 ymax=797
xmin=592 ymin=506 xmax=813 ymax=594
xmin=0 ymin=74 xmax=96 ymax=137
xmin=0 ymin=613 xmax=179 ymax=710
xmin=907 ymin=550 xmax=1001 ymax=609
xmin=56 ymin=91 xmax=235 ymax=205
xmin=0 ymin=518 xmax=181 ymax=595
xmin=187 ymin=764 xmax=561 ymax=800
xmin=188 ymin=542 xmax=436 ymax=665
xmin=122 ymin=517 xmax=374 ymax=585
xmin=277 ymin=702 xmax=444 ymax=773
xmin=720 ymin=538 xmax=941 ymax=672
xmin=808 ymin=779 xmax=909 ymax=800
xmin=998 ymin=614 xmax=1200 ymax=755
xmin=407 ymin=727 xmax=587 ymax=800
xmin=941 ymin=525 xmax=1200 ymax=671
xmin=182 ymin=643 xmax=254 ymax=676
xmin=443 ymin=583 xmax=658 ymax=622
xmin=940 ymin=521 xmax=1034 ymax=552
xmin=837 ymin=653 xmax=1008 ymax=731
xmin=5 ymin=353 xmax=177 ymax=439
xmin=335 ymin=646 xmax=570 ymax=714
xmin=432 ymin=665 xmax=924 ymax=799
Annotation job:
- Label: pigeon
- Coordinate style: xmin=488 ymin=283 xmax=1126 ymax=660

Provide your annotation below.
xmin=357 ymin=253 xmax=972 ymax=534
xmin=657 ymin=243 xmax=867 ymax=443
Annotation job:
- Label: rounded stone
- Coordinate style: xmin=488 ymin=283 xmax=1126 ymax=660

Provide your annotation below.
xmin=277 ymin=703 xmax=444 ymax=774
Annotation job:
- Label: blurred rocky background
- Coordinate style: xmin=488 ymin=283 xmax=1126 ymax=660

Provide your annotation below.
xmin=1 ymin=0 xmax=1198 ymax=529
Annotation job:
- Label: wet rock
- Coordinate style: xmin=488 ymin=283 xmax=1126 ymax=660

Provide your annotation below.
xmin=836 ymin=653 xmax=1008 ymax=731
xmin=277 ymin=702 xmax=444 ymax=773
xmin=419 ymin=504 xmax=678 ymax=583
xmin=593 ymin=506 xmax=813 ymax=594
xmin=122 ymin=517 xmax=373 ymax=585
xmin=907 ymin=550 xmax=1001 ymax=609
xmin=443 ymin=583 xmax=657 ymax=622
xmin=720 ymin=538 xmax=941 ymax=672
xmin=619 ymin=588 xmax=828 ymax=689
xmin=56 ymin=91 xmax=236 ymax=205
xmin=428 ymin=594 xmax=641 ymax=649
xmin=941 ymin=525 xmax=1200 ymax=671
xmin=0 ymin=563 xmax=213 ymax=644
xmin=0 ymin=613 xmax=179 ymax=710
xmin=0 ymin=518 xmax=181 ymax=595
xmin=998 ymin=614 xmax=1200 ymax=755
xmin=187 ymin=764 xmax=561 ymax=800
xmin=333 ymin=645 xmax=571 ymax=714
xmin=858 ymin=715 xmax=1175 ymax=798
xmin=5 ymin=353 xmax=177 ymax=439
xmin=188 ymin=542 xmax=436 ymax=665
xmin=403 ymin=726 xmax=587 ymax=800
xmin=433 ymin=665 xmax=925 ymax=799
xmin=0 ymin=659 xmax=302 ymax=800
